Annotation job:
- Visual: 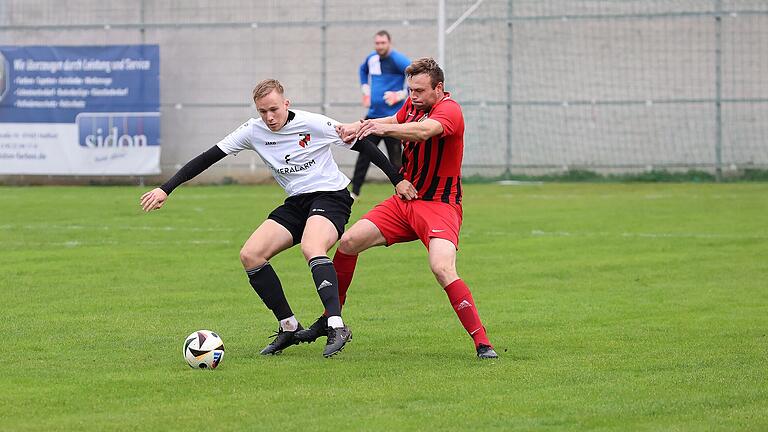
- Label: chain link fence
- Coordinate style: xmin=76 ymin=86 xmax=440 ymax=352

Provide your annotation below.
xmin=1 ymin=0 xmax=766 ymax=183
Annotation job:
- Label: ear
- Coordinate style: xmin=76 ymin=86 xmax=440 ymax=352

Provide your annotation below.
xmin=285 ymin=99 xmax=291 ymax=108
xmin=435 ymin=81 xmax=444 ymax=92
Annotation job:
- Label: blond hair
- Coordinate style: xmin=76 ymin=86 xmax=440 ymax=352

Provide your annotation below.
xmin=252 ymin=79 xmax=284 ymax=102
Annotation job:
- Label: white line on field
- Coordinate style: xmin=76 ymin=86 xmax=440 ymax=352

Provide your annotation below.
xmin=0 ymin=224 xmax=238 ymax=232
xmin=529 ymin=230 xmax=768 ymax=240
xmin=0 ymin=239 xmax=235 ymax=248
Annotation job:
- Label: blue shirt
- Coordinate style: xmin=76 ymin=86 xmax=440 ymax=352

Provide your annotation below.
xmin=359 ymin=49 xmax=411 ymax=119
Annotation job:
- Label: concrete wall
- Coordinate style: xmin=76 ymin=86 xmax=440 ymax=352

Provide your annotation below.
xmin=1 ymin=0 xmax=766 ymax=184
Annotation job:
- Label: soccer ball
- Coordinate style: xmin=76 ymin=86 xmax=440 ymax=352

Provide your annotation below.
xmin=183 ymin=330 xmax=224 ymax=369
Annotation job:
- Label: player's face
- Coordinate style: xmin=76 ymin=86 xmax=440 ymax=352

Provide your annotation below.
xmin=407 ymin=74 xmax=443 ymax=111
xmin=255 ymin=90 xmax=290 ymax=131
xmin=374 ymin=35 xmax=391 ymax=57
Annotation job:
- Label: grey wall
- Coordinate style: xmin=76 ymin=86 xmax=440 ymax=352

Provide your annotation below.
xmin=1 ymin=0 xmax=767 ymax=183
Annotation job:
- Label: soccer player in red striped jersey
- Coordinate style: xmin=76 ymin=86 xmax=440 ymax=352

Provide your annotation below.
xmin=295 ymin=58 xmax=497 ymax=359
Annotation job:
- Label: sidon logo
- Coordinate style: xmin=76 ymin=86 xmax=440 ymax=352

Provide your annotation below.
xmin=0 ymin=50 xmax=7 ymax=103
xmin=84 ymin=127 xmax=147 ymax=147
xmin=76 ymin=112 xmax=160 ymax=148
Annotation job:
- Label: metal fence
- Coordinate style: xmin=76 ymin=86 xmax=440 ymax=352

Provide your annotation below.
xmin=1 ymin=0 xmax=767 ymax=183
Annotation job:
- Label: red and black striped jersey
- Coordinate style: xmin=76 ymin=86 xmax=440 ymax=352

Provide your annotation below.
xmin=395 ymin=92 xmax=464 ymax=204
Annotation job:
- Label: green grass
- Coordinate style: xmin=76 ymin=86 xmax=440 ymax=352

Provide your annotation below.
xmin=1 ymin=183 xmax=767 ymax=431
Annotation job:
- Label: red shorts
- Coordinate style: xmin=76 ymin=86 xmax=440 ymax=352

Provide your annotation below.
xmin=362 ymin=196 xmax=463 ymax=249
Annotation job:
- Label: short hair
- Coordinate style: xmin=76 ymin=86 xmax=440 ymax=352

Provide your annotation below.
xmin=252 ymin=79 xmax=284 ymax=102
xmin=375 ymin=30 xmax=391 ymax=41
xmin=405 ymin=57 xmax=444 ymax=89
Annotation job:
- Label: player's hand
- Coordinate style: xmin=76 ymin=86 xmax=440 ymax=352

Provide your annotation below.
xmin=140 ymin=188 xmax=168 ymax=212
xmin=336 ymin=123 xmax=361 ymax=143
xmin=355 ymin=119 xmax=388 ymax=140
xmin=383 ymin=90 xmax=406 ymax=106
xmin=395 ymin=179 xmax=418 ymax=200
xmin=361 ymin=94 xmax=371 ymax=108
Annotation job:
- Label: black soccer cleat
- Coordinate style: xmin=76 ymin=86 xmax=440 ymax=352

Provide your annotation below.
xmin=259 ymin=324 xmax=304 ymax=355
xmin=323 ymin=326 xmax=352 ymax=358
xmin=476 ymin=344 xmax=498 ymax=359
xmin=294 ymin=315 xmax=328 ymax=344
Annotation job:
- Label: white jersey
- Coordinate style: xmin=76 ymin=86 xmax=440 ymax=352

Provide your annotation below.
xmin=216 ymin=110 xmax=354 ymax=196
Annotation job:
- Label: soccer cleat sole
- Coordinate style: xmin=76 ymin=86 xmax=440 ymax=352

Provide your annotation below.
xmin=477 ymin=350 xmax=499 ymax=359
xmin=322 ymin=333 xmax=352 ymax=358
xmin=260 ymin=340 xmax=300 ymax=356
xmin=322 ymin=343 xmax=347 ymax=358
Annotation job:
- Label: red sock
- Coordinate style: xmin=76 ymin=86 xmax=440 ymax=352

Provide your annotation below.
xmin=444 ymin=279 xmax=491 ymax=349
xmin=325 ymin=249 xmax=358 ymax=315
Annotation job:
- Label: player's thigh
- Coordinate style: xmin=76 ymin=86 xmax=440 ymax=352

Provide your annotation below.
xmin=300 ymin=215 xmax=340 ymax=260
xmin=339 ymin=219 xmax=388 ymax=254
xmin=240 ymin=219 xmax=294 ymax=266
xmin=428 ymin=237 xmax=459 ymax=287
xmin=353 ymin=196 xmax=418 ymax=248
xmin=409 ymin=201 xmax=462 ymax=249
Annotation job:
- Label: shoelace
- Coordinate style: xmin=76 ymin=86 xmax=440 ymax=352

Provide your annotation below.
xmin=326 ymin=328 xmax=336 ymax=344
xmin=266 ymin=328 xmax=284 ymax=341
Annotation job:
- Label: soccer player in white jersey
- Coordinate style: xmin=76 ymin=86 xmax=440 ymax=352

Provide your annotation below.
xmin=140 ymin=79 xmax=417 ymax=357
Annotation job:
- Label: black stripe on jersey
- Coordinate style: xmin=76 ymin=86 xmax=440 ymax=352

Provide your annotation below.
xmin=422 ymin=175 xmax=441 ymax=201
xmin=441 ymin=176 xmax=454 ymax=203
xmin=401 ymin=142 xmax=410 ymax=177
xmin=456 ymin=176 xmax=462 ymax=204
xmin=400 ymin=145 xmax=408 ymax=173
xmin=409 ymin=142 xmax=420 ymax=183
xmin=414 ymin=136 xmax=434 ymax=191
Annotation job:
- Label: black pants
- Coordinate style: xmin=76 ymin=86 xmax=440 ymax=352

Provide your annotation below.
xmin=351 ymin=134 xmax=402 ymax=195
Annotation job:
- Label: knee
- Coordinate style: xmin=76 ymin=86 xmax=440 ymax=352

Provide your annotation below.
xmin=300 ymin=244 xmax=323 ymax=262
xmin=337 ymin=232 xmax=359 ymax=255
xmin=430 ymin=262 xmax=458 ymax=287
xmin=240 ymin=246 xmax=266 ymax=269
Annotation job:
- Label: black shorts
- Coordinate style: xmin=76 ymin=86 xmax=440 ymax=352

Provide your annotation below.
xmin=268 ymin=189 xmax=354 ymax=245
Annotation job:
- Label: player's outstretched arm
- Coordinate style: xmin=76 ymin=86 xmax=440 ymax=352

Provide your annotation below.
xmin=139 ymin=145 xmax=227 ymax=212
xmin=357 ymin=118 xmax=442 ymax=142
xmin=335 ymin=122 xmax=361 ymax=144
xmin=336 ymin=116 xmax=397 ymax=144
xmin=350 ymin=137 xmax=417 ymax=200
xmin=140 ymin=188 xmax=168 ymax=212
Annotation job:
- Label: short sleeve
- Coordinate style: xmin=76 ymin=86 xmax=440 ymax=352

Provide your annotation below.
xmin=216 ymin=120 xmax=253 ymax=155
xmin=395 ymin=98 xmax=412 ymax=123
xmin=316 ymin=114 xmax=354 ymax=149
xmin=359 ymin=54 xmax=371 ymax=85
xmin=394 ymin=52 xmax=411 ymax=74
xmin=428 ymin=100 xmax=463 ymax=137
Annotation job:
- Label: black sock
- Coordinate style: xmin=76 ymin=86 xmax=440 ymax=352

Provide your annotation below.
xmin=246 ymin=262 xmax=293 ymax=320
xmin=308 ymin=256 xmax=341 ymax=317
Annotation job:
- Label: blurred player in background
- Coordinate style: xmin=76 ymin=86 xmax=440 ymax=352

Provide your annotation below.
xmin=140 ymin=79 xmax=417 ymax=358
xmin=296 ymin=58 xmax=498 ymax=359
xmin=350 ymin=30 xmax=410 ymax=199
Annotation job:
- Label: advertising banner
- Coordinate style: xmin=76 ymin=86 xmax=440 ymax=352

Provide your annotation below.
xmin=0 ymin=45 xmax=160 ymax=175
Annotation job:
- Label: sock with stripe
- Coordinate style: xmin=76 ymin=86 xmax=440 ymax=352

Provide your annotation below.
xmin=444 ymin=279 xmax=492 ymax=349
xmin=245 ymin=262 xmax=294 ymax=321
xmin=308 ymin=256 xmax=342 ymax=322
xmin=332 ymin=249 xmax=359 ymax=313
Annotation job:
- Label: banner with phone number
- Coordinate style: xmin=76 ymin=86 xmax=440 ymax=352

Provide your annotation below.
xmin=0 ymin=45 xmax=160 ymax=175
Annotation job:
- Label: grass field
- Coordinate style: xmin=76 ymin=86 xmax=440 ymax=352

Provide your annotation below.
xmin=1 ymin=183 xmax=767 ymax=431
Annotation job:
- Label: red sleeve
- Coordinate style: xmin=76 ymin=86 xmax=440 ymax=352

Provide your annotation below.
xmin=395 ymin=98 xmax=412 ymax=123
xmin=428 ymin=99 xmax=463 ymax=137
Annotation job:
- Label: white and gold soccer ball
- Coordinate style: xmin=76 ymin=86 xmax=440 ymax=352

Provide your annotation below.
xmin=183 ymin=330 xmax=224 ymax=369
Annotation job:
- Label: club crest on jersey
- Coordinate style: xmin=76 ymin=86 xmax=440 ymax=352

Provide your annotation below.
xmin=298 ymin=133 xmax=311 ymax=148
